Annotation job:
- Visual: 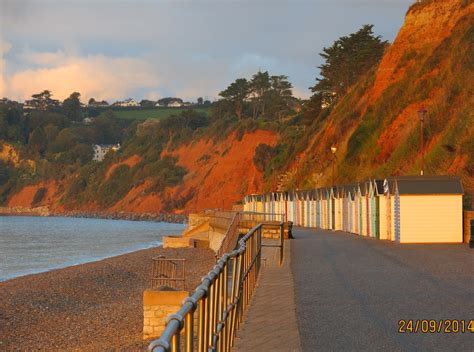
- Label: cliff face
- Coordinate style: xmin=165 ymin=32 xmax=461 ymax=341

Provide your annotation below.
xmin=287 ymin=0 xmax=473 ymax=193
xmin=5 ymin=130 xmax=278 ymax=213
xmin=370 ymin=0 xmax=470 ymax=103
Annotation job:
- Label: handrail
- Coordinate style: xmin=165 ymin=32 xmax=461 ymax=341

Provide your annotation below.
xmin=240 ymin=211 xmax=285 ymax=223
xmin=149 ymin=223 xmax=268 ymax=352
xmin=216 ymin=212 xmax=241 ymax=259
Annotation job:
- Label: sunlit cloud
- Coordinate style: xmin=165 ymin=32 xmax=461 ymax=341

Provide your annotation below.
xmin=8 ymin=50 xmax=160 ymax=102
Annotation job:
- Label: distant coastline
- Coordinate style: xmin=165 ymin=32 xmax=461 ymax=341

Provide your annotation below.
xmin=0 ymin=206 xmax=187 ymax=223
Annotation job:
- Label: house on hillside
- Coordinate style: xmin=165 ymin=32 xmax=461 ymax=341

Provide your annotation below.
xmin=168 ymin=100 xmax=183 ymax=107
xmin=115 ymin=98 xmax=139 ymax=107
xmin=23 ymin=100 xmax=37 ymax=110
xmin=93 ymin=144 xmax=121 ymax=162
xmin=88 ymin=100 xmax=109 ymax=107
xmin=83 ymin=117 xmax=94 ymax=125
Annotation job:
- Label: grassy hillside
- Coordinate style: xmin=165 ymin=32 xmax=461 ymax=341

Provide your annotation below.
xmin=113 ymin=106 xmax=211 ymax=120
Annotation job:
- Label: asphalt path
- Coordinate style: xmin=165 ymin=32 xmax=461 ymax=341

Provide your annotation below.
xmin=291 ymin=228 xmax=474 ymax=351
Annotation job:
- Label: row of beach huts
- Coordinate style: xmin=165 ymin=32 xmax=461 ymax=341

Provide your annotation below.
xmin=243 ymin=176 xmax=464 ymax=243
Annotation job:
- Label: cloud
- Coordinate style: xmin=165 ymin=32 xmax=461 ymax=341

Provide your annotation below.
xmin=1 ymin=0 xmax=412 ymax=102
xmin=8 ymin=51 xmax=160 ymax=102
xmin=0 ymin=39 xmax=12 ymax=97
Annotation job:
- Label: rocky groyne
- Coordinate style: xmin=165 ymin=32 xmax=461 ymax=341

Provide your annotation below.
xmin=54 ymin=210 xmax=188 ymax=224
xmin=0 ymin=206 xmax=187 ymax=223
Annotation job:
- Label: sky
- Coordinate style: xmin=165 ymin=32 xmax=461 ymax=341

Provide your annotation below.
xmin=0 ymin=0 xmax=413 ymax=103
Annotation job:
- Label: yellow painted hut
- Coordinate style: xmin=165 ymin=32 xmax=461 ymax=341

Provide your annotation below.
xmin=392 ymin=176 xmax=463 ymax=243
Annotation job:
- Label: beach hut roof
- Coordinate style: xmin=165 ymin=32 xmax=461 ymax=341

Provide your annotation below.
xmin=394 ymin=176 xmax=463 ymax=195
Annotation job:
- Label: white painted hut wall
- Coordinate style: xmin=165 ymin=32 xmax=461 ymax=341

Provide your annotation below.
xmin=378 ymin=196 xmax=388 ymax=240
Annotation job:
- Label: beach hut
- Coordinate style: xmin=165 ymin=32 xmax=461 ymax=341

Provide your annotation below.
xmin=356 ymin=184 xmax=364 ymax=236
xmin=271 ymin=193 xmax=277 ymax=219
xmin=392 ymin=176 xmax=463 ymax=243
xmin=331 ymin=186 xmax=340 ymax=230
xmin=288 ymin=191 xmax=296 ymax=224
xmin=256 ymin=195 xmax=264 ymax=213
xmin=373 ymin=180 xmax=385 ymax=240
xmin=343 ymin=186 xmax=350 ymax=232
xmin=336 ymin=186 xmax=344 ymax=231
xmin=276 ymin=192 xmax=284 ymax=220
xmin=310 ymin=190 xmax=317 ymax=228
xmin=329 ymin=187 xmax=336 ymax=230
xmin=320 ymin=188 xmax=327 ymax=229
xmin=243 ymin=195 xmax=249 ymax=212
xmin=315 ymin=189 xmax=321 ymax=229
xmin=365 ymin=181 xmax=374 ymax=238
xmin=301 ymin=191 xmax=308 ymax=227
xmin=325 ymin=188 xmax=331 ymax=230
xmin=294 ymin=191 xmax=300 ymax=226
xmin=383 ymin=179 xmax=396 ymax=241
xmin=349 ymin=187 xmax=356 ymax=234
xmin=307 ymin=191 xmax=312 ymax=227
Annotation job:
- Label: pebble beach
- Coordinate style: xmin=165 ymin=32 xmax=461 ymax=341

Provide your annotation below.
xmin=0 ymin=246 xmax=215 ymax=351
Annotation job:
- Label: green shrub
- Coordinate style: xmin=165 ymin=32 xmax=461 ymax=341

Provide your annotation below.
xmin=98 ymin=164 xmax=133 ymax=207
xmin=253 ymin=144 xmax=277 ymax=172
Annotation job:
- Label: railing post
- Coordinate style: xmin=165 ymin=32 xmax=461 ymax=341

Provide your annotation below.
xmin=171 ymin=333 xmax=180 ymax=352
xmin=185 ymin=311 xmax=194 ymax=352
xmin=208 ymin=281 xmax=215 ymax=348
xmin=198 ymin=298 xmax=206 ymax=352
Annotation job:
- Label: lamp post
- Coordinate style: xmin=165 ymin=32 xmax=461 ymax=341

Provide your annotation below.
xmin=418 ymin=107 xmax=427 ymax=176
xmin=331 ymin=145 xmax=337 ymax=185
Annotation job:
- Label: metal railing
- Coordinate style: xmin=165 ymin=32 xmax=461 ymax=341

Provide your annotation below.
xmin=148 ymin=224 xmax=266 ymax=352
xmin=240 ymin=212 xmax=285 ymax=223
xmin=151 ymin=256 xmax=186 ymax=290
xmin=216 ymin=212 xmax=241 ymax=259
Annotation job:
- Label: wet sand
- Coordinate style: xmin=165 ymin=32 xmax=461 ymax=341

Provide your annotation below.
xmin=0 ymin=246 xmax=215 ymax=351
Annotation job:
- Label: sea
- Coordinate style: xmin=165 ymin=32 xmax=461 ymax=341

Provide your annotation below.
xmin=0 ymin=216 xmax=185 ymax=282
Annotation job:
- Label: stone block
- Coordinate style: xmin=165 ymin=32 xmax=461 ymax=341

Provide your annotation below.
xmin=163 ymin=235 xmax=192 ymax=248
xmin=143 ymin=325 xmax=154 ymax=335
xmin=143 ymin=289 xmax=189 ymax=340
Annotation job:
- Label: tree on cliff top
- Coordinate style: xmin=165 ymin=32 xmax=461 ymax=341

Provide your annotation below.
xmin=26 ymin=90 xmax=60 ymax=111
xmin=62 ymin=92 xmax=83 ymax=121
xmin=310 ymin=24 xmax=387 ymax=108
xmin=219 ymin=78 xmax=250 ymax=120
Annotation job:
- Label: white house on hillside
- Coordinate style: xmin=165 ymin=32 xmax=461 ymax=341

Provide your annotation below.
xmin=93 ymin=144 xmax=121 ymax=162
xmin=116 ymin=98 xmax=139 ymax=107
xmin=168 ymin=100 xmax=183 ymax=107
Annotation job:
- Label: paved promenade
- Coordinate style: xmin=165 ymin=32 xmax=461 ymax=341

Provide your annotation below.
xmin=292 ymin=228 xmax=474 ymax=351
xmin=234 ymin=240 xmax=302 ymax=351
xmin=233 ymin=228 xmax=473 ymax=351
